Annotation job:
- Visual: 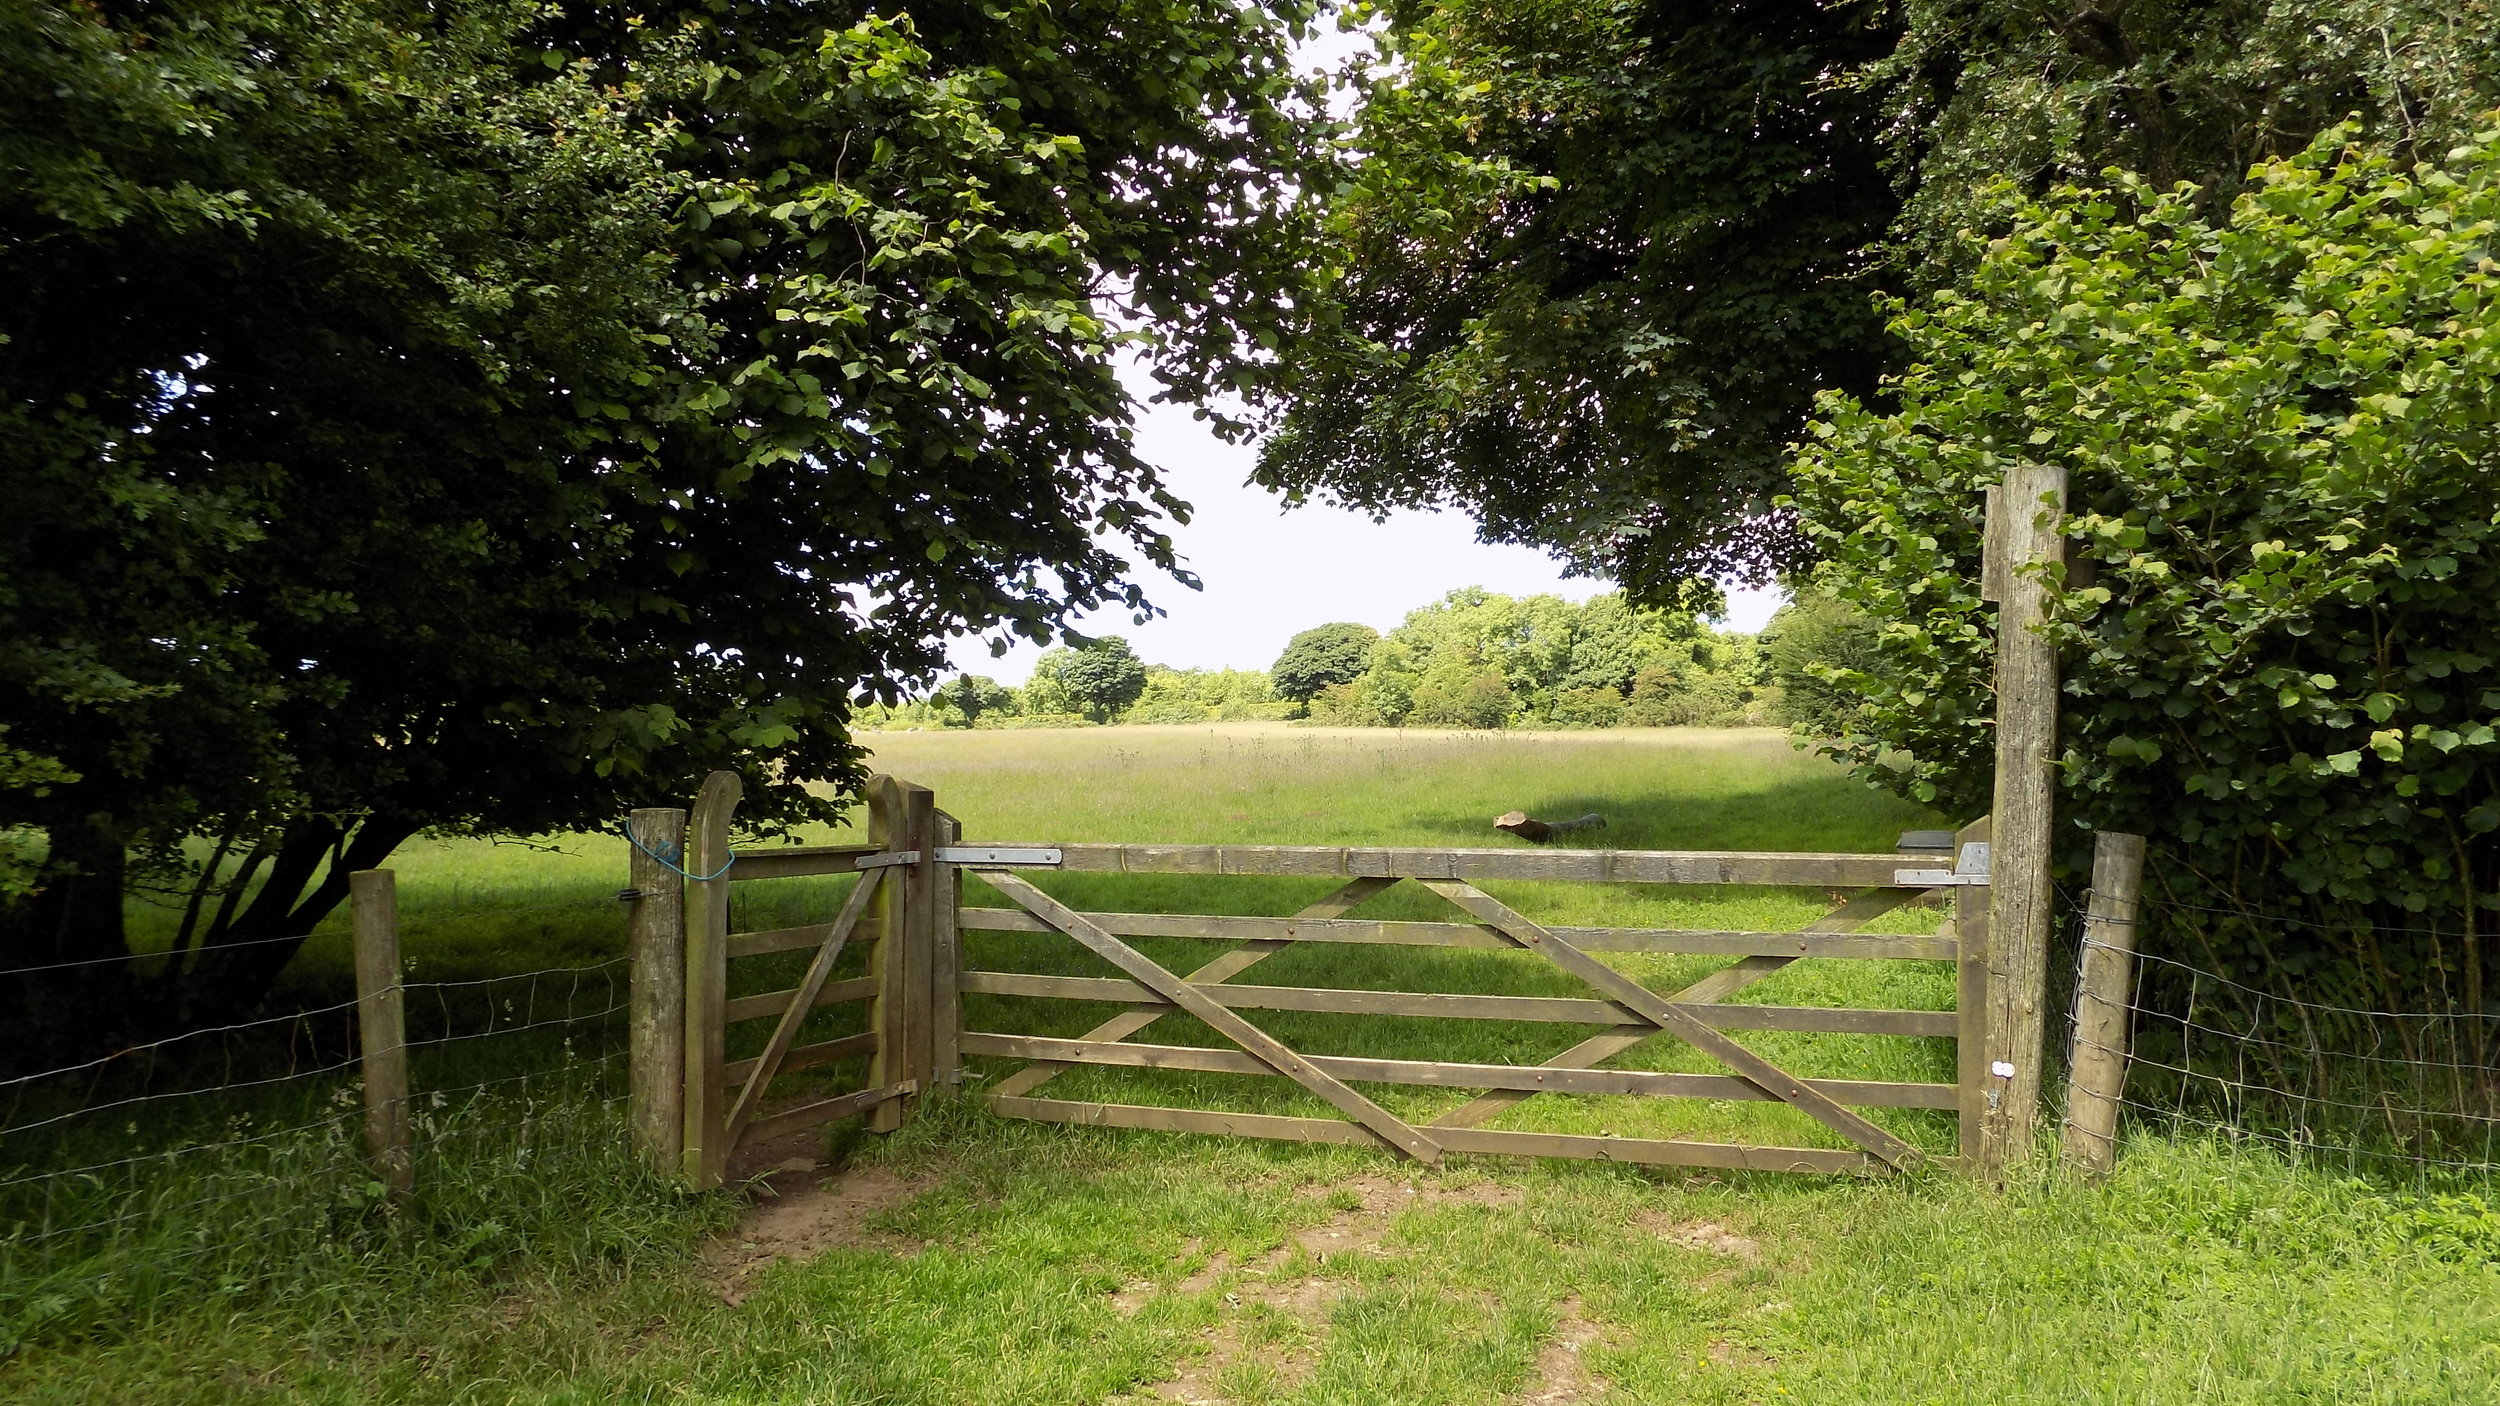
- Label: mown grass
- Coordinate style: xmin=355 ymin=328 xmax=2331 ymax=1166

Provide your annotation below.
xmin=4 ymin=724 xmax=2495 ymax=1403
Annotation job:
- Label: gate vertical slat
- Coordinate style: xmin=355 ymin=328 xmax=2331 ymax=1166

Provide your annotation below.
xmin=1954 ymin=815 xmax=1994 ymax=1165
xmin=930 ymin=809 xmax=964 ymax=1088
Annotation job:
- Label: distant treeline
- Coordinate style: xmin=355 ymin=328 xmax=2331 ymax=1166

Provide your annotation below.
xmin=864 ymin=588 xmax=1871 ymax=732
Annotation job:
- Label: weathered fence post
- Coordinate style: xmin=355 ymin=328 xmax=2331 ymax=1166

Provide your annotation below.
xmin=627 ymin=806 xmax=689 ymax=1175
xmin=349 ymin=869 xmax=413 ymax=1197
xmin=1978 ymin=459 xmax=2068 ymax=1174
xmin=930 ymin=809 xmax=963 ymax=1088
xmin=868 ymin=776 xmax=936 ymax=1131
xmin=2062 ymin=830 xmax=2148 ymax=1178
xmin=1952 ymin=815 xmax=1993 ymax=1165
xmin=681 ymin=771 xmax=742 ymax=1191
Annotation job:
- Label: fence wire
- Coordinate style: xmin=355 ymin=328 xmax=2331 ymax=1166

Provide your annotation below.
xmin=0 ymin=891 xmax=678 ymax=1357
xmin=2067 ymin=893 xmax=2500 ymax=1184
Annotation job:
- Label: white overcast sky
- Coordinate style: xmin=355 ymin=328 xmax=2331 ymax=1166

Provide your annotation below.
xmin=939 ymin=25 xmax=1784 ymax=685
xmin=940 ymin=374 xmax=1787 ymax=683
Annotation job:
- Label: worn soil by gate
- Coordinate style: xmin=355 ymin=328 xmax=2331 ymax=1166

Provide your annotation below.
xmin=1111 ymin=1173 xmax=1613 ymax=1406
xmin=1109 ymin=1177 xmax=1772 ymax=1405
xmin=702 ymin=1137 xmax=938 ymax=1305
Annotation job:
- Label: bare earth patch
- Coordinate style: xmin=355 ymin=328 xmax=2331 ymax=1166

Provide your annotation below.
xmin=1515 ymin=1296 xmax=1608 ymax=1405
xmin=1631 ymin=1210 xmax=1765 ymax=1293
xmin=1118 ymin=1174 xmax=1534 ymax=1405
xmin=702 ymin=1157 xmax=938 ymax=1306
xmin=1635 ymin=1212 xmax=1761 ymax=1262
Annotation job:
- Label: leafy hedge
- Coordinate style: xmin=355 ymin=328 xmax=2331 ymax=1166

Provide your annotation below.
xmin=1790 ymin=122 xmax=2500 ymax=1013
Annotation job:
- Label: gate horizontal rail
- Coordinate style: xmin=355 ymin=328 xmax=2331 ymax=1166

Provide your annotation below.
xmin=959 ymin=907 xmax=1957 ymax=960
xmin=964 ymin=842 xmax=1914 ymax=887
xmin=987 ymin=1097 xmax=1880 ymax=1175
xmin=960 ymin=1032 xmax=1960 ymax=1108
xmin=959 ymin=970 xmax=1958 ymax=1036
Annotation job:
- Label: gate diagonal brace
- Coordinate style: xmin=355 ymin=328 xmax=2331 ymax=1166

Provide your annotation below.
xmin=977 ymin=869 xmax=1443 ymax=1163
xmin=723 ymin=864 xmax=886 ymax=1146
xmin=1415 ymin=879 xmax=1923 ymax=1171
xmin=1429 ymin=887 xmax=1920 ymax=1132
xmin=986 ymin=875 xmax=1397 ymax=1102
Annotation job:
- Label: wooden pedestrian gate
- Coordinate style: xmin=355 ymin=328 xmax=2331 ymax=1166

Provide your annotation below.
xmin=629 ymin=774 xmax=1995 ymax=1183
xmin=628 ymin=773 xmax=957 ymax=1190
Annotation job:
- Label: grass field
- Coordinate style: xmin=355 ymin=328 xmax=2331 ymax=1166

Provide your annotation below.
xmin=8 ymin=725 xmax=2497 ymax=1404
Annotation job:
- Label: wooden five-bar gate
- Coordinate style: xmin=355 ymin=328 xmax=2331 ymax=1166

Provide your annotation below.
xmin=628 ymin=774 xmax=2001 ymax=1185
xmin=606 ymin=471 xmax=2114 ymax=1186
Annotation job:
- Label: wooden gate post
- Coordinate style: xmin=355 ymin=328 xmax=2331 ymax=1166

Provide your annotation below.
xmin=1978 ymin=460 xmax=2067 ymax=1175
xmin=627 ymin=807 xmax=689 ymax=1175
xmin=681 ymin=771 xmax=742 ymax=1190
xmin=2062 ymin=830 xmax=2148 ymax=1178
xmin=867 ymin=776 xmax=936 ymax=1131
xmin=350 ymin=869 xmax=413 ymax=1198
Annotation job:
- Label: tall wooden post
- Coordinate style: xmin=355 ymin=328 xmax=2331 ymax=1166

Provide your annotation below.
xmin=930 ymin=809 xmax=964 ymax=1088
xmin=350 ymin=869 xmax=413 ymax=1198
xmin=1952 ymin=815 xmax=1993 ymax=1165
xmin=867 ymin=776 xmax=935 ymax=1131
xmin=627 ymin=807 xmax=689 ymax=1175
xmin=2062 ymin=831 xmax=2148 ymax=1178
xmin=681 ymin=771 xmax=742 ymax=1190
xmin=1978 ymin=460 xmax=2068 ymax=1174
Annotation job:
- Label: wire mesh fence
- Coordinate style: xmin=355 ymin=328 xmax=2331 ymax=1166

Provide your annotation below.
xmin=2070 ymin=893 xmax=2500 ymax=1185
xmin=0 ymin=894 xmax=699 ymax=1357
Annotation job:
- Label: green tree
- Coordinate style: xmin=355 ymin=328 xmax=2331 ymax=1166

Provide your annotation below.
xmin=1271 ymin=623 xmax=1381 ymax=707
xmin=1408 ymin=666 xmax=1516 ymax=730
xmin=1057 ymin=638 xmax=1151 ymax=723
xmin=1759 ymin=592 xmax=1884 ymax=736
xmin=1264 ymin=0 xmax=2497 ymax=600
xmin=935 ymin=676 xmax=1015 ymax=728
xmin=1789 ymin=125 xmax=2500 ymax=1007
xmin=0 ymin=0 xmax=1333 ymax=1041
xmin=1548 ymin=687 xmax=1627 ymax=729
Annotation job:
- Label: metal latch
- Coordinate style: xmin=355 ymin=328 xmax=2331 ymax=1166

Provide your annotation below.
xmin=934 ymin=846 xmax=1064 ymax=867
xmin=1895 ymin=841 xmax=1991 ymax=888
xmin=855 ymin=850 xmax=921 ymax=869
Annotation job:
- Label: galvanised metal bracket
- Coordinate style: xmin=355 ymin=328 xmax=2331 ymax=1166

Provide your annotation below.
xmin=855 ymin=850 xmax=921 ymax=869
xmin=934 ymin=846 xmax=1064 ymax=867
xmin=1895 ymin=841 xmax=1992 ymax=888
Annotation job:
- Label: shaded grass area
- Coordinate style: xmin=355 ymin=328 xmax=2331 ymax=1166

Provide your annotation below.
xmin=5 ymin=725 xmax=2493 ymax=1402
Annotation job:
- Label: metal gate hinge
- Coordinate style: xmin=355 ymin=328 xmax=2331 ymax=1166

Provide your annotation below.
xmin=1896 ymin=841 xmax=1991 ymax=888
xmin=935 ymin=846 xmax=1063 ymax=867
xmin=855 ymin=850 xmax=921 ymax=869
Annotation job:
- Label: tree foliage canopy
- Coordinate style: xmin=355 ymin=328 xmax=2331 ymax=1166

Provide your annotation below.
xmin=1271 ymin=623 xmax=1382 ymax=703
xmin=1052 ymin=638 xmax=1152 ymax=723
xmin=1791 ymin=124 xmax=2500 ymax=1004
xmin=0 ymin=0 xmax=1331 ymax=1028
xmin=1263 ymin=0 xmax=2499 ymax=599
xmin=1306 ymin=588 xmax=1761 ymax=728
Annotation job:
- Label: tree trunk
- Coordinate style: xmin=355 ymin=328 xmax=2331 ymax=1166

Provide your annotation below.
xmin=190 ymin=814 xmax=418 ymax=1013
xmin=0 ymin=817 xmax=136 ymax=1074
